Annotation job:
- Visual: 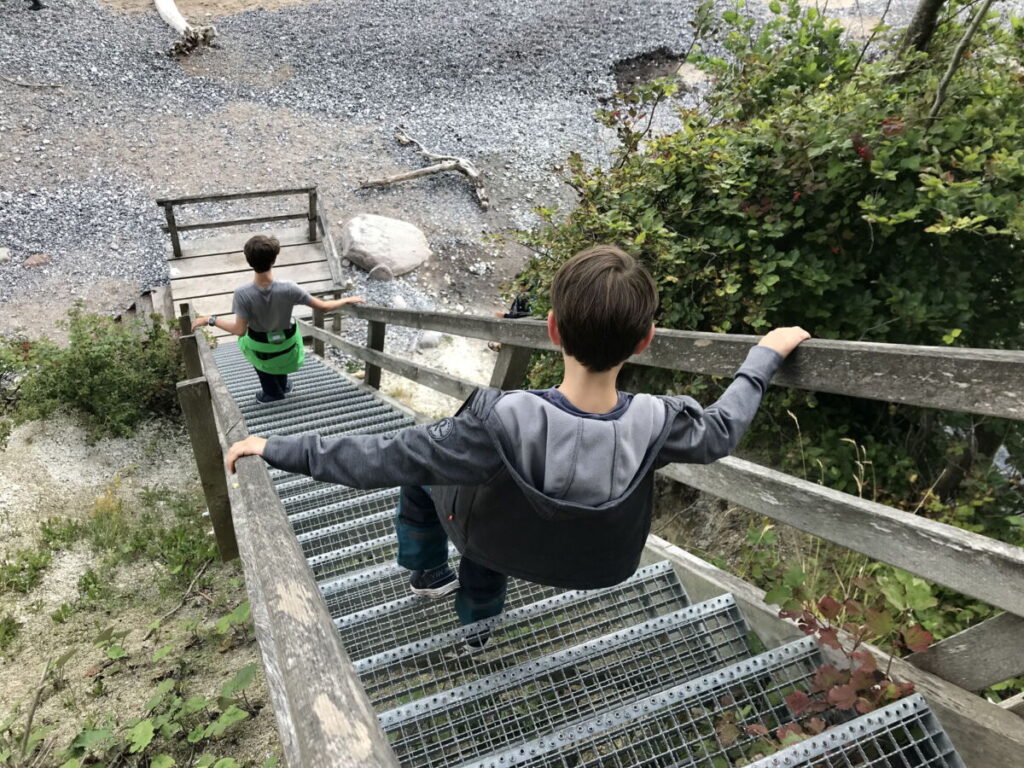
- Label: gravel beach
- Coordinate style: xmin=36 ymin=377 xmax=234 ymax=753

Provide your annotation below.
xmin=1 ymin=0 xmax=1015 ymax=341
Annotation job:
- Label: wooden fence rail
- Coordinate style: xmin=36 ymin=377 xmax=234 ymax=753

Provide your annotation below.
xmin=158 ymin=187 xmax=320 ymax=259
xmin=327 ymin=304 xmax=1024 ymax=419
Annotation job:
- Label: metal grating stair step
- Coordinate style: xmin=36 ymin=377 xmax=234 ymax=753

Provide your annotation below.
xmin=748 ymin=694 xmax=964 ymax=768
xmin=354 ymin=561 xmax=689 ymax=711
xmin=455 ymin=637 xmax=822 ymax=768
xmin=337 ymin=576 xmax=561 ymax=662
xmin=286 ymin=488 xmax=400 ymax=536
xmin=381 ymin=594 xmax=752 ymax=767
xmin=207 ymin=339 xmax=966 ymax=768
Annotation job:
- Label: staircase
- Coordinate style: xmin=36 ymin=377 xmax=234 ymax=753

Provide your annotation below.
xmin=212 ymin=343 xmax=965 ymax=768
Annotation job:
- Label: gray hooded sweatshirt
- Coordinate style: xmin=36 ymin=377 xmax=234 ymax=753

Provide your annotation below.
xmin=263 ymin=345 xmax=782 ymax=588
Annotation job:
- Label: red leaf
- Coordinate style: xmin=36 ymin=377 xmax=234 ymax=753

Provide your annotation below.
xmin=818 ymin=596 xmax=842 ymax=621
xmin=812 ymin=664 xmax=846 ymax=692
xmin=807 ymin=700 xmax=829 ymax=715
xmin=806 ymin=717 xmax=827 ymax=735
xmin=851 ymin=667 xmax=880 ymax=691
xmin=902 ymin=624 xmax=934 ymax=653
xmin=855 ymin=697 xmax=876 ymax=714
xmin=745 ymin=724 xmax=771 ymax=737
xmin=776 ymin=722 xmax=804 ymax=742
xmin=828 ymin=683 xmax=859 ymax=710
xmin=850 ymin=650 xmax=877 ymax=673
xmin=785 ymin=689 xmax=811 ymax=716
xmin=817 ymin=627 xmax=842 ymax=650
xmin=843 ymin=599 xmax=865 ymax=616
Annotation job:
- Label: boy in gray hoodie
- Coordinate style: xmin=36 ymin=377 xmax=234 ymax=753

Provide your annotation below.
xmin=227 ymin=245 xmax=809 ymax=647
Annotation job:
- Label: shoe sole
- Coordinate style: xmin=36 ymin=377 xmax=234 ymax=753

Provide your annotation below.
xmin=410 ymin=579 xmax=460 ymax=598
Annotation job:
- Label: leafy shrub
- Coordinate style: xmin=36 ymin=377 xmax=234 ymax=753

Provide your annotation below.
xmin=7 ymin=309 xmax=183 ymax=441
xmin=518 ymin=1 xmax=1023 ymax=517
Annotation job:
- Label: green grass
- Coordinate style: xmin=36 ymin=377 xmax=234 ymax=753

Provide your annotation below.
xmin=0 ymin=614 xmax=21 ymax=652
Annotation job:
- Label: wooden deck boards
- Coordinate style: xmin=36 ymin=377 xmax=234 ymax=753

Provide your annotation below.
xmin=167 ymin=224 xmax=342 ymax=340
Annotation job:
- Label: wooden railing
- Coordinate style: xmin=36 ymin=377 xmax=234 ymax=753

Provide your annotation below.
xmin=296 ymin=303 xmax=1024 ymax=765
xmin=156 ymin=187 xmax=324 ymax=261
xmin=175 ymin=307 xmax=399 ymax=768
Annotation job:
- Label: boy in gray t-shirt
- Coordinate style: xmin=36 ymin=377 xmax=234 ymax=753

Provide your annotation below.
xmin=191 ymin=234 xmax=364 ymax=403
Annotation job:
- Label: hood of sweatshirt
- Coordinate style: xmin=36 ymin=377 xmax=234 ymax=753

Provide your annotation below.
xmin=484 ymin=391 xmax=671 ymax=508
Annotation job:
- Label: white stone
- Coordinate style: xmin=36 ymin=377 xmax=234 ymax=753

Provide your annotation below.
xmin=368 ymin=264 xmax=394 ymax=281
xmin=339 ymin=214 xmax=432 ymax=277
xmin=0 ymin=248 xmax=11 ymax=265
xmin=417 ymin=330 xmax=443 ymax=350
xmin=391 ymin=295 xmax=408 ymax=309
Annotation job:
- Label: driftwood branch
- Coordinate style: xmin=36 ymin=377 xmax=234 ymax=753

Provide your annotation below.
xmin=0 ymin=74 xmax=61 ymax=89
xmin=359 ymin=127 xmax=490 ymax=210
xmin=154 ymin=0 xmax=217 ymax=57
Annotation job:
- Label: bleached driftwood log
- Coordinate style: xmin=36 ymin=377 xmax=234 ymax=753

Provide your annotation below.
xmin=359 ymin=127 xmax=490 ymax=211
xmin=155 ymin=0 xmax=217 ymax=56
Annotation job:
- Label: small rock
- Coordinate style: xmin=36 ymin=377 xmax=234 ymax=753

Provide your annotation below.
xmin=23 ymin=253 xmax=51 ymax=268
xmin=392 ymin=295 xmax=408 ymax=309
xmin=368 ymin=264 xmax=394 ymax=281
xmin=417 ymin=330 xmax=443 ymax=350
xmin=0 ymin=248 xmax=11 ymax=265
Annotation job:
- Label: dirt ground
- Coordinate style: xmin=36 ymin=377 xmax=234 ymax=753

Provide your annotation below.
xmin=0 ymin=416 xmax=279 ymax=765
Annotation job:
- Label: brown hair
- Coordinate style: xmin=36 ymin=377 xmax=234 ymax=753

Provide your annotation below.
xmin=550 ymin=245 xmax=658 ymax=372
xmin=243 ymin=234 xmax=280 ymax=273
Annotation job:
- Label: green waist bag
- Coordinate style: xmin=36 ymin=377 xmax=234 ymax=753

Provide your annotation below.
xmin=238 ymin=322 xmax=305 ymax=375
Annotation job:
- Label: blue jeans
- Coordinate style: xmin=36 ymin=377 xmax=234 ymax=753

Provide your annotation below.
xmin=254 ymin=368 xmax=288 ymax=400
xmin=395 ymin=485 xmax=507 ymax=625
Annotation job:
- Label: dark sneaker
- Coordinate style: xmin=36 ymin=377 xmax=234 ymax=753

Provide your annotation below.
xmin=284 ymin=381 xmax=294 ymax=394
xmin=254 ymin=391 xmax=277 ymax=404
xmin=409 ymin=565 xmax=459 ymax=598
xmin=463 ymin=629 xmax=491 ymax=654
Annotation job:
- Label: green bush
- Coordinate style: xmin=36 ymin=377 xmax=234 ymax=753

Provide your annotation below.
xmin=518 ymin=0 xmax=1023 ymax=512
xmin=3 ymin=309 xmax=183 ymax=441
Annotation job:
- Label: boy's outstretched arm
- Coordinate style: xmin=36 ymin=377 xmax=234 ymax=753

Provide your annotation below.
xmin=226 ymin=408 xmax=503 ymax=489
xmin=657 ymin=326 xmax=810 ymax=465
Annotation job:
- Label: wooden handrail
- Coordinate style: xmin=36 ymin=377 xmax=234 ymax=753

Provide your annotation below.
xmin=175 ymin=304 xmax=399 ymax=768
xmin=659 ymin=458 xmax=1024 ymax=618
xmin=324 ymin=304 xmax=1024 ymax=420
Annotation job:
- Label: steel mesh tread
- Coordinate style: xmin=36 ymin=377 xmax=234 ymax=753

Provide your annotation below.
xmin=320 ymin=553 xmax=460 ymax=620
xmin=309 ymin=533 xmax=398 ymax=583
xmin=298 ymin=509 xmax=396 ymax=557
xmin=267 ymin=404 xmax=398 ymax=436
xmin=748 ymin=694 xmax=964 ymax=768
xmin=288 ymin=490 xmax=401 ymax=537
xmin=245 ymin=390 xmax=381 ymax=431
xmin=383 ymin=595 xmax=752 ymax=767
xmin=338 ymin=577 xmax=560 ymax=663
xmin=355 ymin=562 xmax=689 ymax=711
xmin=457 ymin=637 xmax=823 ymax=768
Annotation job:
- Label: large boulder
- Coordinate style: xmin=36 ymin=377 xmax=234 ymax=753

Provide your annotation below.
xmin=340 ymin=214 xmax=431 ymax=277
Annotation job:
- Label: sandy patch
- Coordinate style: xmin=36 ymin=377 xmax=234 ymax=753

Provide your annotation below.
xmin=179 ymin=47 xmax=296 ymax=87
xmin=100 ymin=0 xmax=324 ymax=20
xmin=837 ymin=14 xmax=883 ymax=37
xmin=0 ymin=276 xmax=141 ymax=343
xmin=377 ymin=333 xmax=499 ymax=419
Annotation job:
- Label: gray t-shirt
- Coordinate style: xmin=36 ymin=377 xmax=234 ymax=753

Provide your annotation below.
xmin=232 ymin=280 xmax=313 ymax=333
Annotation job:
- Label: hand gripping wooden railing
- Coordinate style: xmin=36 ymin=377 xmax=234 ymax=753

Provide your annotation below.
xmin=175 ymin=310 xmax=399 ymax=768
xmin=297 ymin=303 xmax=1024 ymax=760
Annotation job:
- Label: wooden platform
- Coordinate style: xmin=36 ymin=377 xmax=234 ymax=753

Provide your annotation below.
xmin=167 ymin=226 xmax=340 ymax=339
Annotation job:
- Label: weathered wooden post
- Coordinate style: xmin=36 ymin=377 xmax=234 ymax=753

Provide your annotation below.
xmin=366 ymin=320 xmax=386 ymax=389
xmin=177 ymin=376 xmax=238 ymax=561
xmin=162 ymin=202 xmax=183 ymax=259
xmin=313 ymin=307 xmax=326 ymax=358
xmin=489 ymin=344 xmax=532 ymax=390
xmin=178 ymin=304 xmax=202 ymax=379
xmin=331 ymin=292 xmax=342 ymax=335
xmin=308 ymin=187 xmax=319 ymax=242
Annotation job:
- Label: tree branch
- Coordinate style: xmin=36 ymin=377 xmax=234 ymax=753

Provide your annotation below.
xmin=927 ymin=0 xmax=996 ymax=124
